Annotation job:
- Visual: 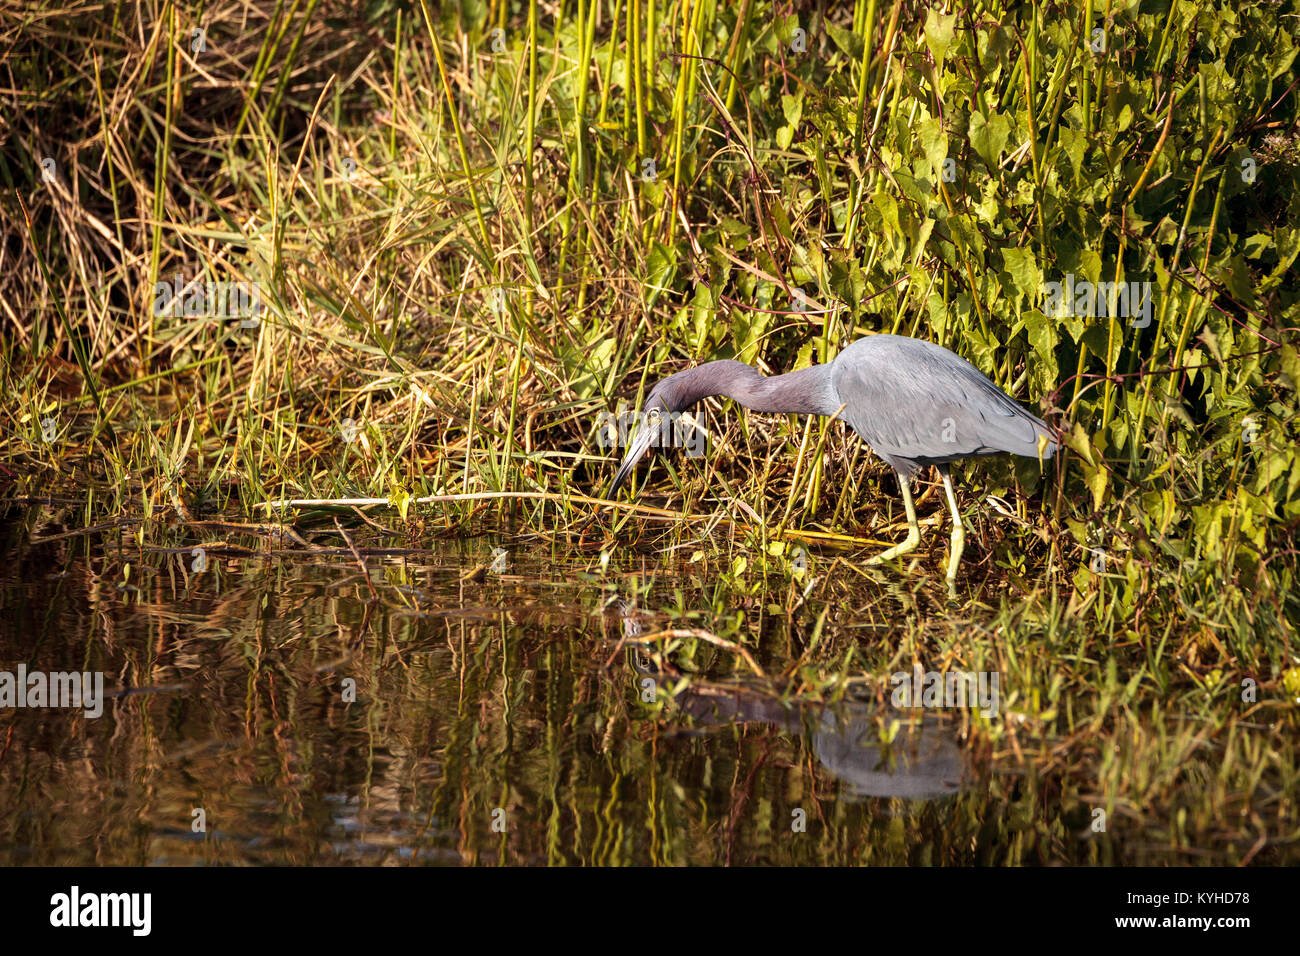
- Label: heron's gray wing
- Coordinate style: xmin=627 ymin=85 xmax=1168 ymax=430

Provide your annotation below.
xmin=830 ymin=336 xmax=1052 ymax=470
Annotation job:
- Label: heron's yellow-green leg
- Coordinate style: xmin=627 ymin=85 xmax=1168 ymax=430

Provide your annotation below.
xmin=866 ymin=471 xmax=921 ymax=566
xmin=939 ymin=465 xmax=965 ymax=583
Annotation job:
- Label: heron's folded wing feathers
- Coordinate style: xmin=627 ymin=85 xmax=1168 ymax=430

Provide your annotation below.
xmin=831 ymin=339 xmax=1052 ymax=462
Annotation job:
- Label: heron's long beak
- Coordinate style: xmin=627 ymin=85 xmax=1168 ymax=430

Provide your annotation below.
xmin=607 ymin=407 xmax=665 ymax=498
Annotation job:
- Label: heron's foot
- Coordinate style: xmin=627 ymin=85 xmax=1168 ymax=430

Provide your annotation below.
xmin=865 ymin=526 xmax=922 ymax=566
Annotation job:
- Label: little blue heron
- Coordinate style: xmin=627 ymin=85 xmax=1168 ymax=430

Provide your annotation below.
xmin=607 ymin=334 xmax=1056 ymax=585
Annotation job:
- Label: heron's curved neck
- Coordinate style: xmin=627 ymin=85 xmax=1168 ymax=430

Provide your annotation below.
xmin=651 ymin=360 xmax=840 ymax=418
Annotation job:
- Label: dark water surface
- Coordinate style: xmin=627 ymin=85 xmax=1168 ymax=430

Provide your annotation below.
xmin=0 ymin=515 xmax=1251 ymax=865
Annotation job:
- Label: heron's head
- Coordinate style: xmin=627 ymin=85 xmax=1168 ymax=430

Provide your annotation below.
xmin=607 ymin=392 xmax=672 ymax=498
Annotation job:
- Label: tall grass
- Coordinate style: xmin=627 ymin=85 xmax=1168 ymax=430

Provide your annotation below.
xmin=2 ymin=0 xmax=1299 ymax=732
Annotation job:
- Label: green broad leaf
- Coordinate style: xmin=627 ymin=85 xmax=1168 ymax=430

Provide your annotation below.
xmin=926 ymin=292 xmax=949 ymax=339
xmin=691 ymin=282 xmax=714 ymax=331
xmin=945 ymin=213 xmax=986 ymax=260
xmin=1065 ymin=422 xmax=1097 ymax=467
xmin=781 ymin=91 xmax=804 ymax=128
xmin=1269 ymin=45 xmax=1299 ymax=80
xmin=969 ymin=111 xmax=1011 ymax=168
xmin=925 ymin=10 xmax=958 ymax=64
xmin=825 ymin=21 xmax=863 ymax=59
xmin=1023 ymin=309 xmax=1059 ymax=387
xmin=1001 ymin=247 xmax=1042 ymax=303
xmin=917 ymin=116 xmax=948 ymax=177
xmin=873 ymin=190 xmax=902 ymax=237
xmin=911 ymin=217 xmax=936 ymax=265
xmin=1257 ymin=448 xmax=1289 ymax=489
xmin=1083 ymin=456 xmax=1110 ymax=510
xmin=644 ymin=241 xmax=677 ymax=311
xmin=1214 ymin=255 xmax=1255 ymax=304
xmin=1114 ymin=102 xmax=1133 ymax=132
xmin=1242 ymin=233 xmax=1272 ymax=259
xmin=1154 ymin=216 xmax=1179 ymax=246
xmin=973 ymin=179 xmax=1000 ymax=224
xmin=1279 ymin=345 xmax=1300 ymax=391
xmin=777 ymin=92 xmax=804 ymax=149
xmin=1057 ymin=125 xmax=1085 ymax=177
xmin=768 ymin=200 xmax=795 ymax=242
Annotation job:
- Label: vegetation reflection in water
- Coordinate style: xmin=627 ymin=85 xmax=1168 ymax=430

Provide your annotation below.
xmin=0 ymin=523 xmax=1293 ymax=866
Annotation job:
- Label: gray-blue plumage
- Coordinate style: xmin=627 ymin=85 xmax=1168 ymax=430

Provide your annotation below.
xmin=606 ymin=333 xmax=1057 ymax=587
xmin=829 ymin=335 xmax=1055 ymax=477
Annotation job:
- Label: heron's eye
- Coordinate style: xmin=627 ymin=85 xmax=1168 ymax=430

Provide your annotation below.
xmin=647 ymin=408 xmax=661 ymax=424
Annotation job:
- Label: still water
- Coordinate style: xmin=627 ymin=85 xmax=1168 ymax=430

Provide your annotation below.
xmin=0 ymin=514 xmax=1247 ymax=865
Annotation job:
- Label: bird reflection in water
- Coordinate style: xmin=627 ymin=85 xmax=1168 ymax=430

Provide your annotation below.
xmin=673 ymin=683 xmax=964 ymax=802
